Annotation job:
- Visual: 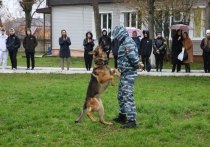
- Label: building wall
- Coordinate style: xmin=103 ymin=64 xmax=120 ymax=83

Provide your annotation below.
xmin=51 ymin=5 xmax=93 ymax=55
xmin=51 ymin=3 xmax=133 ymax=55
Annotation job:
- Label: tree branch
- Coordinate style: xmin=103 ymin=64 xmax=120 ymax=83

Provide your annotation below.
xmin=31 ymin=0 xmax=44 ymax=17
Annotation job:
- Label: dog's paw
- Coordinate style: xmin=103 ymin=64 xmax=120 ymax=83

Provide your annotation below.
xmin=75 ymin=120 xmax=80 ymax=123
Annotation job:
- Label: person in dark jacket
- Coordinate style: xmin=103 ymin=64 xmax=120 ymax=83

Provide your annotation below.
xmin=83 ymin=32 xmax=94 ymax=71
xmin=139 ymin=30 xmax=152 ymax=72
xmin=111 ymin=38 xmax=119 ymax=69
xmin=200 ymin=30 xmax=210 ymax=73
xmin=99 ymin=29 xmax=111 ymax=59
xmin=153 ymin=32 xmax=166 ymax=72
xmin=6 ymin=28 xmax=20 ymax=70
xmin=132 ymin=31 xmax=141 ymax=50
xmin=59 ymin=30 xmax=71 ymax=70
xmin=23 ymin=29 xmax=38 ymax=70
xmin=171 ymin=29 xmax=183 ymax=72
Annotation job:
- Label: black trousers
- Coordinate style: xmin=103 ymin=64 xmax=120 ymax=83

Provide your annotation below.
xmin=84 ymin=52 xmax=93 ymax=71
xmin=203 ymin=52 xmax=210 ymax=73
xmin=141 ymin=55 xmax=150 ymax=71
xmin=106 ymin=51 xmax=110 ymax=60
xmin=114 ymin=55 xmax=118 ymax=69
xmin=185 ymin=63 xmax=191 ymax=73
xmin=26 ymin=52 xmax=35 ymax=69
xmin=9 ymin=49 xmax=18 ymax=69
xmin=172 ymin=61 xmax=182 ymax=72
xmin=155 ymin=54 xmax=164 ymax=72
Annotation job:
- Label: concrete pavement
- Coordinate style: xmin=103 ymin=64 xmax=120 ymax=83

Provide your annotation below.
xmin=0 ymin=66 xmax=210 ymax=76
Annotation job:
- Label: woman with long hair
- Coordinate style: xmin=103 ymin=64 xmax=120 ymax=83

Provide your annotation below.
xmin=83 ymin=32 xmax=94 ymax=71
xmin=59 ymin=30 xmax=71 ymax=70
xmin=182 ymin=32 xmax=193 ymax=73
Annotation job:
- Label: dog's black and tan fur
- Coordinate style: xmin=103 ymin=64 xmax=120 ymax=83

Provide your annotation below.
xmin=75 ymin=46 xmax=116 ymax=125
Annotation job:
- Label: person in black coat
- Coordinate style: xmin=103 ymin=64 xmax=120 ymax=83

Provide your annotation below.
xmin=111 ymin=38 xmax=119 ymax=69
xmin=6 ymin=28 xmax=20 ymax=70
xmin=200 ymin=30 xmax=210 ymax=73
xmin=23 ymin=29 xmax=38 ymax=70
xmin=99 ymin=29 xmax=111 ymax=59
xmin=153 ymin=32 xmax=166 ymax=72
xmin=59 ymin=30 xmax=71 ymax=70
xmin=171 ymin=29 xmax=183 ymax=72
xmin=83 ymin=32 xmax=94 ymax=71
xmin=139 ymin=30 xmax=152 ymax=72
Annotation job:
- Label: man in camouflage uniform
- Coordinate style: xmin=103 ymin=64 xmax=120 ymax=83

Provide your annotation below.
xmin=112 ymin=26 xmax=140 ymax=129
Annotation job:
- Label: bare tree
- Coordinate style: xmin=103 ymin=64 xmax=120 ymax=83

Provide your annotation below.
xmin=0 ymin=0 xmax=12 ymax=27
xmin=124 ymin=0 xmax=195 ymax=39
xmin=19 ymin=0 xmax=45 ymax=29
xmin=92 ymin=0 xmax=101 ymax=40
xmin=0 ymin=0 xmax=2 ymax=27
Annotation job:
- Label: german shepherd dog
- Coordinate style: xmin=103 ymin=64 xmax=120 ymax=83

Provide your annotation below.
xmin=75 ymin=46 xmax=116 ymax=125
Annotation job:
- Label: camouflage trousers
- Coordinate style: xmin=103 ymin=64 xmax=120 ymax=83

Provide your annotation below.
xmin=117 ymin=70 xmax=137 ymax=121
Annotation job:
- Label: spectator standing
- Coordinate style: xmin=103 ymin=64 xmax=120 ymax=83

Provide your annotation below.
xmin=59 ymin=30 xmax=71 ymax=70
xmin=111 ymin=38 xmax=119 ymax=69
xmin=182 ymin=32 xmax=193 ymax=73
xmin=6 ymin=28 xmax=20 ymax=70
xmin=83 ymin=32 xmax=94 ymax=71
xmin=139 ymin=30 xmax=153 ymax=72
xmin=23 ymin=29 xmax=38 ymax=70
xmin=153 ymin=32 xmax=166 ymax=72
xmin=0 ymin=28 xmax=8 ymax=70
xmin=99 ymin=29 xmax=111 ymax=59
xmin=171 ymin=29 xmax=183 ymax=72
xmin=200 ymin=30 xmax=210 ymax=73
xmin=132 ymin=31 xmax=141 ymax=50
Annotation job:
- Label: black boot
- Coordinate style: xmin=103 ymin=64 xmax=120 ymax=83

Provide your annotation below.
xmin=113 ymin=113 xmax=127 ymax=124
xmin=120 ymin=121 xmax=137 ymax=129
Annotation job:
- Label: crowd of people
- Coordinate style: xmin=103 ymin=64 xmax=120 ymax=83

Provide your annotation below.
xmin=0 ymin=27 xmax=210 ymax=73
xmin=0 ymin=27 xmax=37 ymax=70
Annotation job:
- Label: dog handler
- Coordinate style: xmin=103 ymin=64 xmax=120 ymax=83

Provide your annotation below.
xmin=112 ymin=26 xmax=141 ymax=129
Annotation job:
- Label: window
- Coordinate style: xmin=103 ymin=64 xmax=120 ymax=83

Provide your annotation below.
xmin=122 ymin=12 xmax=141 ymax=28
xmin=124 ymin=12 xmax=136 ymax=27
xmin=100 ymin=13 xmax=112 ymax=35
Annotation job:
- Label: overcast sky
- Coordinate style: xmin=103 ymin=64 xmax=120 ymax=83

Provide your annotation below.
xmin=3 ymin=0 xmax=46 ymax=19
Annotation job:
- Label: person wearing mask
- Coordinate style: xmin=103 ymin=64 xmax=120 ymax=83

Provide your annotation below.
xmin=6 ymin=28 xmax=21 ymax=70
xmin=99 ymin=29 xmax=111 ymax=59
xmin=59 ymin=30 xmax=71 ymax=70
xmin=112 ymin=26 xmax=141 ymax=129
xmin=139 ymin=30 xmax=152 ymax=72
xmin=171 ymin=29 xmax=183 ymax=72
xmin=23 ymin=29 xmax=38 ymax=70
xmin=111 ymin=38 xmax=119 ymax=69
xmin=182 ymin=32 xmax=193 ymax=73
xmin=0 ymin=28 xmax=8 ymax=70
xmin=200 ymin=30 xmax=210 ymax=73
xmin=83 ymin=32 xmax=94 ymax=71
xmin=132 ymin=31 xmax=141 ymax=50
xmin=153 ymin=32 xmax=166 ymax=72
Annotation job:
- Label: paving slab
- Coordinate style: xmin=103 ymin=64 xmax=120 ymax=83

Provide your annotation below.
xmin=0 ymin=66 xmax=209 ymax=76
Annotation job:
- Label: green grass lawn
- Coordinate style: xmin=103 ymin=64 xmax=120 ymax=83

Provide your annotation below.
xmin=6 ymin=52 xmax=204 ymax=70
xmin=0 ymin=74 xmax=209 ymax=146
